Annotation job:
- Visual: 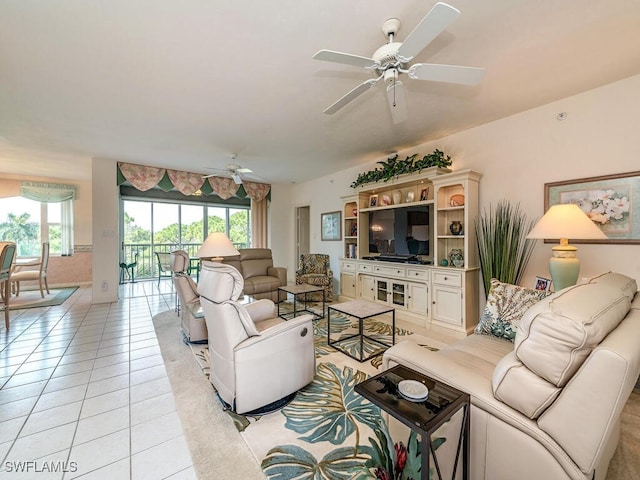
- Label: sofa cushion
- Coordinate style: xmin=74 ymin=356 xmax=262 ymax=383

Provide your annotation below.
xmin=493 ymin=351 xmax=561 ymax=419
xmin=515 ymin=282 xmax=631 ymax=387
xmin=243 ymin=275 xmax=282 ymax=295
xmin=475 ymin=279 xmax=551 ymax=341
xmin=588 ymin=271 xmax=637 ymax=301
xmin=298 ymin=273 xmax=332 ymax=287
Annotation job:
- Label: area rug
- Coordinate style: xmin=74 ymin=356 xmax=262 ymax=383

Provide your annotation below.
xmin=190 ymin=302 xmax=448 ymax=479
xmin=8 ymin=286 xmax=78 ymax=310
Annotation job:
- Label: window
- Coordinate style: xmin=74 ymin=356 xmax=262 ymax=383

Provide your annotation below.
xmin=0 ymin=196 xmax=71 ymax=256
xmin=121 ymin=198 xmax=250 ymax=279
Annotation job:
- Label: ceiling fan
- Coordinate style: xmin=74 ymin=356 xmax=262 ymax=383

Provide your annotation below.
xmin=313 ymin=2 xmax=485 ymax=123
xmin=202 ymin=154 xmax=253 ymax=184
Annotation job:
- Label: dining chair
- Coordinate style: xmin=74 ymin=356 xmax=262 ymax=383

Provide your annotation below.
xmin=155 ymin=252 xmax=173 ymax=286
xmin=0 ymin=242 xmax=17 ymax=329
xmin=12 ymin=242 xmax=50 ymax=298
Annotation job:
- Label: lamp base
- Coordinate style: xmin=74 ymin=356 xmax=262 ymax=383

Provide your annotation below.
xmin=549 ymin=245 xmax=579 ymax=291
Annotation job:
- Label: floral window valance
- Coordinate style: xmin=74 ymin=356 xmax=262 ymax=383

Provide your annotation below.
xmin=20 ymin=181 xmax=77 ymax=202
xmin=117 ymin=162 xmax=271 ymax=202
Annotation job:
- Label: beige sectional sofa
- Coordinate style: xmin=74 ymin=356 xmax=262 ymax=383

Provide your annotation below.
xmin=383 ymin=272 xmax=640 ymax=480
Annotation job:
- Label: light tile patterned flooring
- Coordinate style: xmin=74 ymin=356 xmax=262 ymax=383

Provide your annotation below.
xmin=0 ymin=281 xmax=195 ymax=479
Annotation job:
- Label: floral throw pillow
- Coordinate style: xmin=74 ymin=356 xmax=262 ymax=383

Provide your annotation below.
xmin=475 ymin=278 xmax=552 ymax=341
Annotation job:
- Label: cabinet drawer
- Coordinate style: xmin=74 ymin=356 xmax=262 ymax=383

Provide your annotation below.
xmin=406 ymin=268 xmax=429 ymax=281
xmin=341 ymin=261 xmax=356 ymax=272
xmin=357 ymin=263 xmax=374 ymax=273
xmin=432 ymin=270 xmax=462 ymax=287
xmin=372 ymin=265 xmax=406 ymax=278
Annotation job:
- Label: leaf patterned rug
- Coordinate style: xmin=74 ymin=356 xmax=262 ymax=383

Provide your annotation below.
xmin=190 ymin=302 xmax=448 ymax=479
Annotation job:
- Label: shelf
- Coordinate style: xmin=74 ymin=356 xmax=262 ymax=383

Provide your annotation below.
xmin=437 ymin=206 xmax=465 ymax=212
xmin=361 ymin=199 xmax=434 ymax=213
xmin=345 ymin=236 xmax=357 ymax=240
xmin=438 ymin=235 xmax=465 ymax=239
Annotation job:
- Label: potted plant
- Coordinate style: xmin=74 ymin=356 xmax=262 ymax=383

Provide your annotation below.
xmin=475 ymin=200 xmax=538 ymax=297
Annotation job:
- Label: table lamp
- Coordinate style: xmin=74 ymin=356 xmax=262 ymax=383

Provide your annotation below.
xmin=527 ymin=203 xmax=606 ymax=291
xmin=196 ymin=232 xmax=240 ymax=261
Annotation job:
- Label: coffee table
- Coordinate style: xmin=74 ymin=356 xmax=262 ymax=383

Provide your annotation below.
xmin=277 ymin=284 xmax=325 ymax=320
xmin=355 ymin=364 xmax=470 ymax=480
xmin=328 ymin=299 xmax=395 ymax=362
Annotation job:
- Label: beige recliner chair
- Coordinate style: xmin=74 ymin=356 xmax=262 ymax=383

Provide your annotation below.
xmin=198 ymin=261 xmax=316 ymax=414
xmin=172 ymin=250 xmax=207 ymax=343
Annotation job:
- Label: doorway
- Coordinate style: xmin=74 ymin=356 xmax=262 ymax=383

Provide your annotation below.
xmin=296 ymin=206 xmax=310 ymax=266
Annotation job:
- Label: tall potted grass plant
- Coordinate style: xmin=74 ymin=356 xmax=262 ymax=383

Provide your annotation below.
xmin=475 ymin=200 xmax=538 ymax=297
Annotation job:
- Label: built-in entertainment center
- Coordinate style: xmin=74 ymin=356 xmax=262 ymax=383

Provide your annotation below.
xmin=340 ymin=168 xmax=481 ymax=334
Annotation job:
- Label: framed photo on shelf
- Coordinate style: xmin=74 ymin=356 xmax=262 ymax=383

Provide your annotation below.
xmin=369 ymin=194 xmax=378 ymax=208
xmin=321 ymin=211 xmax=342 ymax=241
xmin=545 ymin=171 xmax=640 ymax=244
xmin=534 ymin=276 xmax=552 ymax=292
xmin=420 ymin=187 xmax=429 ymax=201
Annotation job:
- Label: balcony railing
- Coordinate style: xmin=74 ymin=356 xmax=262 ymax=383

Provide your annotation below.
xmin=121 ymin=242 xmax=248 ymax=281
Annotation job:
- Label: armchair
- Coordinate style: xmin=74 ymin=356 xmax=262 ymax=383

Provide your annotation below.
xmin=295 ymin=253 xmax=333 ymax=302
xmin=171 ymin=250 xmax=207 ymax=344
xmin=198 ymin=261 xmax=315 ymax=414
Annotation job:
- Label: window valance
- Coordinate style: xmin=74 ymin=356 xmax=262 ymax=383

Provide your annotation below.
xmin=20 ymin=181 xmax=77 ymax=202
xmin=117 ymin=162 xmax=271 ymax=202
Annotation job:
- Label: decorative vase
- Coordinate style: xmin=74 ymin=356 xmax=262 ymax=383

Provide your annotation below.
xmin=353 ymin=208 xmax=358 ymax=217
xmin=449 ymin=221 xmax=463 ymax=235
xmin=392 ymin=190 xmax=402 ymax=205
xmin=449 ymin=249 xmax=464 ymax=268
xmin=405 ymin=191 xmax=415 ymax=203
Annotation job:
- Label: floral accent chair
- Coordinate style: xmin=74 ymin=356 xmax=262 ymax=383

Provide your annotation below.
xmin=295 ymin=254 xmax=333 ymax=302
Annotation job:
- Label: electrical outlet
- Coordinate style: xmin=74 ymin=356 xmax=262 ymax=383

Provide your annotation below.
xmin=101 ymin=281 xmax=108 ymax=292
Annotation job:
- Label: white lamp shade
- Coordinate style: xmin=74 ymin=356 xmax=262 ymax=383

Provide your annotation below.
xmin=527 ymin=204 xmax=607 ymax=241
xmin=196 ymin=232 xmax=240 ymax=258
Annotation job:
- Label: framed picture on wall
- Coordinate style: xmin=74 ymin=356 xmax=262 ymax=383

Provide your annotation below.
xmin=545 ymin=171 xmax=640 ymax=244
xmin=321 ymin=211 xmax=342 ymax=241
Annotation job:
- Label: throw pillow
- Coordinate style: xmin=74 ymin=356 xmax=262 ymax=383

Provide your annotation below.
xmin=475 ymin=278 xmax=552 ymax=341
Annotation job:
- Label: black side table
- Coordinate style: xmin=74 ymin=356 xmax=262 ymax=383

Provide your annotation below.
xmin=355 ymin=364 xmax=470 ymax=480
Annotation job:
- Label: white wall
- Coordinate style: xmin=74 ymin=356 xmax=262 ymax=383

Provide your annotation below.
xmin=91 ymin=158 xmax=119 ymax=303
xmin=288 ymin=73 xmax=640 ymax=294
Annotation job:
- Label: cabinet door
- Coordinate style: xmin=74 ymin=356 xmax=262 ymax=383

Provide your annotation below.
xmin=359 ymin=275 xmax=376 ymax=302
xmin=407 ymin=282 xmax=428 ymax=315
xmin=376 ymin=279 xmax=390 ymax=303
xmin=340 ymin=272 xmax=356 ymax=298
xmin=432 ymin=284 xmax=462 ymax=327
xmin=391 ymin=281 xmax=407 ymax=308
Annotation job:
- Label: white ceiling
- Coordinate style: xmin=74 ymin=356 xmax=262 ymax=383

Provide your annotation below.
xmin=1 ymin=1 xmax=640 ymax=183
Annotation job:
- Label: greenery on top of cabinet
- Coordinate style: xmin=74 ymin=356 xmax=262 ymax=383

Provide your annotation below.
xmin=350 ymin=149 xmax=452 ymax=188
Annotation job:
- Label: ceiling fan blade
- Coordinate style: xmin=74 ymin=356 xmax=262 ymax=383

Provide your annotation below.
xmin=323 ymin=77 xmax=381 ymax=114
xmin=313 ymin=49 xmax=377 ymax=68
xmin=397 ymin=2 xmax=460 ymax=62
xmin=408 ymin=63 xmax=485 ymax=85
xmin=386 ymin=80 xmax=407 ymax=124
xmin=236 ymin=167 xmax=252 ymax=174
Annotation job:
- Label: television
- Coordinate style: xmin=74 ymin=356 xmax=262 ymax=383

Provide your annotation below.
xmin=368 ymin=205 xmax=431 ymax=258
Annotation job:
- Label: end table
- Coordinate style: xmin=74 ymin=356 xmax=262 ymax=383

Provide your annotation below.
xmin=355 ymin=364 xmax=469 ymax=480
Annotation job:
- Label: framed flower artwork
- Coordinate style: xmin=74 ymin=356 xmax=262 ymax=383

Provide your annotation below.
xmin=545 ymin=171 xmax=640 ymax=244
